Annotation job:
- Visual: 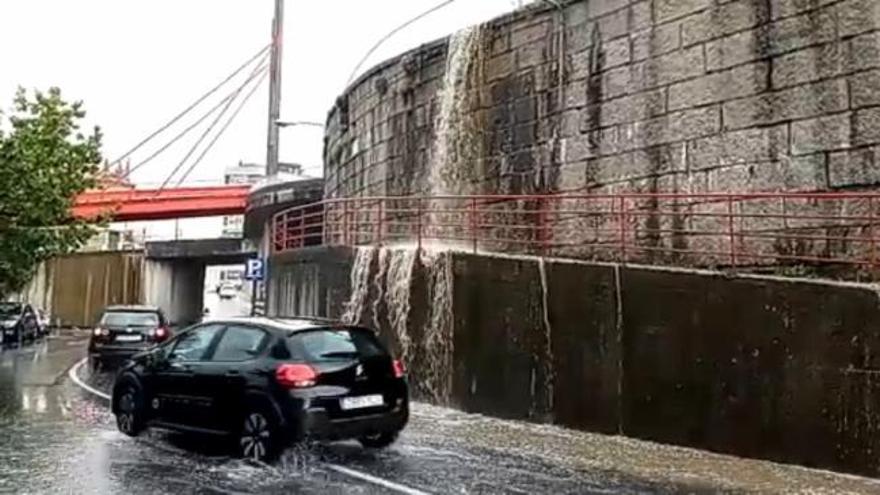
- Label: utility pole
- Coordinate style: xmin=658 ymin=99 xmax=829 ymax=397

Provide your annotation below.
xmin=265 ymin=0 xmax=284 ymax=177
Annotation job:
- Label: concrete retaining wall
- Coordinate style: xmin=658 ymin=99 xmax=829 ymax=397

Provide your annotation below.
xmin=268 ymin=246 xmax=880 ymax=477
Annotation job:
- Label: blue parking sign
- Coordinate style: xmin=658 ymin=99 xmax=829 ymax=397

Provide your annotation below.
xmin=245 ymin=258 xmax=265 ymax=281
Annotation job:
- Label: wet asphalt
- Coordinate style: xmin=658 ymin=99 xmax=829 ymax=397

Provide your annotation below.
xmin=2 ymin=333 xmax=880 ymax=494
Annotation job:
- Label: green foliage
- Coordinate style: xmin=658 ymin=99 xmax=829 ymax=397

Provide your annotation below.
xmin=0 ymin=87 xmax=103 ymax=296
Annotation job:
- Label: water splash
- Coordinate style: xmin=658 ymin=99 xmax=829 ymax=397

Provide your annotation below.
xmin=341 ymin=246 xmax=376 ymax=325
xmin=537 ymin=258 xmax=554 ymax=419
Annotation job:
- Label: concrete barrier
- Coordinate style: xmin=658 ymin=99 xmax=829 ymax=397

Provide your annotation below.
xmin=268 ymin=246 xmax=880 ymax=477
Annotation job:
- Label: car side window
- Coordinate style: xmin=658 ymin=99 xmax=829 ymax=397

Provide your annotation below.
xmin=168 ymin=324 xmax=223 ymax=362
xmin=209 ymin=325 xmax=268 ymax=362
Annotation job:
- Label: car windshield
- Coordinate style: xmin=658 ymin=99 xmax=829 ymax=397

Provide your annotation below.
xmin=0 ymin=303 xmax=22 ymax=318
xmin=100 ymin=311 xmax=159 ymax=327
xmin=290 ymin=328 xmax=387 ymax=362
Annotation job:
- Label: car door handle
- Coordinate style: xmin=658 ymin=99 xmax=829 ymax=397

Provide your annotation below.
xmin=225 ymin=370 xmax=241 ymax=377
xmin=169 ymin=363 xmax=192 ymax=372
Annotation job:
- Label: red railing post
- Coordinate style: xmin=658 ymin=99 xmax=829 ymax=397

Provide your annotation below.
xmin=727 ymin=195 xmax=737 ymax=267
xmin=870 ymin=196 xmax=876 ymax=269
xmin=376 ymin=199 xmax=384 ymax=247
xmin=416 ymin=198 xmax=423 ymax=251
xmin=342 ymin=201 xmax=350 ymax=246
xmin=618 ymin=196 xmax=627 ymax=263
xmin=470 ymin=197 xmax=478 ymax=253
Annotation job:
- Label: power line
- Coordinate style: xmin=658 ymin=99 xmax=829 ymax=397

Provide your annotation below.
xmin=175 ymin=70 xmax=270 ymax=187
xmin=158 ymin=61 xmax=269 ymax=192
xmin=111 ymin=44 xmax=270 ymax=168
xmin=345 ymin=0 xmax=457 ymax=86
xmin=127 ymin=57 xmax=270 ymax=177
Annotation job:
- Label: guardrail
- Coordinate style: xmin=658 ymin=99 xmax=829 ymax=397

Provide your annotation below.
xmin=272 ymin=193 xmax=880 ymax=276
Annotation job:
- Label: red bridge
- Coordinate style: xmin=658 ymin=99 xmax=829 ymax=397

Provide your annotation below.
xmin=72 ymin=185 xmax=250 ymax=222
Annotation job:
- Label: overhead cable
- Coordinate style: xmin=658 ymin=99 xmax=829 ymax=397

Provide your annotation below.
xmin=158 ymin=61 xmax=269 ymax=192
xmin=345 ymin=0 xmax=457 ymax=86
xmin=127 ymin=57 xmax=270 ymax=176
xmin=175 ymin=70 xmax=270 ymax=187
xmin=113 ymin=44 xmax=270 ymax=169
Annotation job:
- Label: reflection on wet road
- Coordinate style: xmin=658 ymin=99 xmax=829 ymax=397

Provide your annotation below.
xmin=2 ymin=333 xmax=880 ymax=494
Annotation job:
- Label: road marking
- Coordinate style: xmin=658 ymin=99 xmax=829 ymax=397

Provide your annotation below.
xmin=68 ymin=358 xmax=111 ymax=401
xmin=68 ymin=358 xmax=430 ymax=495
xmin=325 ymin=464 xmax=431 ymax=495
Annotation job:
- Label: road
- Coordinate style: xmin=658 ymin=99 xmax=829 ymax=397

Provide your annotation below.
xmin=1 ymin=332 xmax=880 ymax=492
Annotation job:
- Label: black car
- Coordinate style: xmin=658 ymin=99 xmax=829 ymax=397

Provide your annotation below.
xmin=110 ymin=317 xmax=409 ymax=462
xmin=0 ymin=302 xmax=39 ymax=345
xmin=88 ymin=305 xmax=171 ymax=370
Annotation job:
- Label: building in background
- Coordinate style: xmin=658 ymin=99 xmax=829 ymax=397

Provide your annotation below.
xmin=222 ymin=162 xmax=265 ymax=238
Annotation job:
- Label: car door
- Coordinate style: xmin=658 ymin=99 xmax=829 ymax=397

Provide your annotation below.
xmin=199 ymin=324 xmax=270 ymax=432
xmin=152 ymin=324 xmax=224 ymax=428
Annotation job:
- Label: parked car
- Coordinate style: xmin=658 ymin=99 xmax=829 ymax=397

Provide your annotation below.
xmin=111 ymin=317 xmax=409 ymax=462
xmin=218 ymin=283 xmax=237 ymax=300
xmin=88 ymin=305 xmax=171 ymax=371
xmin=0 ymin=302 xmax=39 ymax=345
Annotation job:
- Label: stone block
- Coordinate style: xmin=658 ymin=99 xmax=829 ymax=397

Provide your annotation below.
xmin=599 ymin=65 xmax=633 ymax=99
xmin=559 ymin=109 xmax=583 ymax=138
xmin=854 ymin=107 xmax=880 ymax=147
xmin=591 ymin=144 xmax=687 ymax=185
xmin=770 ymin=0 xmax=838 ymax=19
xmin=511 ymin=21 xmax=552 ymax=49
xmin=846 ymin=32 xmax=880 ymax=74
xmin=836 ymin=0 xmax=880 ymax=37
xmin=632 ymin=21 xmax=682 ymax=62
xmin=722 ymin=78 xmax=848 ymax=130
xmin=681 ymin=0 xmax=769 ymax=47
xmin=583 ymin=88 xmax=667 ymax=130
xmin=772 ymin=43 xmax=843 ymax=90
xmin=706 ymin=9 xmax=837 ymax=72
xmin=791 ymin=112 xmax=852 ymax=156
xmin=655 ymin=0 xmax=712 ymax=23
xmin=620 ymin=106 xmax=721 ymax=151
xmin=486 ymin=51 xmax=516 ymax=82
xmin=630 ymin=1 xmax=653 ymax=30
xmin=597 ymin=8 xmax=631 ymax=41
xmin=707 ymin=155 xmax=826 ymax=193
xmin=668 ymin=61 xmax=769 ymax=111
xmin=829 ymin=146 xmax=880 ymax=188
xmin=517 ymin=43 xmax=548 ymax=70
xmin=565 ymin=22 xmax=594 ymax=53
xmin=564 ymin=2 xmax=589 ymax=27
xmin=638 ymin=45 xmax=706 ymax=90
xmin=561 ymin=135 xmax=598 ymax=162
xmin=850 ymin=70 xmax=880 ymax=109
xmin=688 ymin=124 xmax=789 ymax=171
xmin=567 ymin=49 xmax=592 ymax=81
xmin=601 ymin=36 xmax=632 ymax=70
xmin=587 ymin=0 xmax=630 ymax=19
xmin=564 ymin=78 xmax=589 ymax=108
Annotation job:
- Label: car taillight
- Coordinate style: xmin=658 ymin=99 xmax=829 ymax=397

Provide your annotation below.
xmin=392 ymin=359 xmax=405 ymax=378
xmin=276 ymin=364 xmax=318 ymax=388
xmin=153 ymin=327 xmax=169 ymax=341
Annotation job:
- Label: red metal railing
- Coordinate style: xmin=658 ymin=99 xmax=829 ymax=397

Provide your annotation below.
xmin=272 ymin=193 xmax=880 ymax=276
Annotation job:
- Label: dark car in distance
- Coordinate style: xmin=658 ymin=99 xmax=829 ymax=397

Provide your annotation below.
xmin=88 ymin=305 xmax=171 ymax=370
xmin=111 ymin=317 xmax=409 ymax=462
xmin=0 ymin=302 xmax=40 ymax=345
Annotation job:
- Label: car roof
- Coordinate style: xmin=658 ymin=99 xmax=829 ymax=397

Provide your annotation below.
xmin=199 ymin=316 xmax=350 ymax=334
xmin=103 ymin=305 xmax=162 ymax=313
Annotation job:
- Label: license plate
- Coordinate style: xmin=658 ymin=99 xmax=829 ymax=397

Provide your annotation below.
xmin=115 ymin=334 xmax=142 ymax=343
xmin=340 ymin=394 xmax=384 ymax=410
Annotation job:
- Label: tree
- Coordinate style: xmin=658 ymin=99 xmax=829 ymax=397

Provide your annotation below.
xmin=0 ymin=87 xmax=103 ymax=296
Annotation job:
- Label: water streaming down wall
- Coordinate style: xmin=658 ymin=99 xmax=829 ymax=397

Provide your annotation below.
xmin=340 ymin=246 xmax=376 ymax=325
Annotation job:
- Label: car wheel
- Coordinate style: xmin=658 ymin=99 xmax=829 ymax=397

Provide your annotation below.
xmin=358 ymin=431 xmax=399 ymax=449
xmin=115 ymin=384 xmax=146 ymax=437
xmin=238 ymin=408 xmax=280 ymax=463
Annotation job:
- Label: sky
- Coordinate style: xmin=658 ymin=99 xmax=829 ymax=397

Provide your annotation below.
xmin=0 ymin=0 xmax=530 ymax=238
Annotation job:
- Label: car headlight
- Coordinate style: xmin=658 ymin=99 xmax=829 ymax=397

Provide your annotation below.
xmin=2 ymin=320 xmax=16 ymax=329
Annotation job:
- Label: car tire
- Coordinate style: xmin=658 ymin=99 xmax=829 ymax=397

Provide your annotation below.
xmin=237 ymin=405 xmax=281 ymax=463
xmin=114 ymin=382 xmax=146 ymax=437
xmin=358 ymin=430 xmax=399 ymax=449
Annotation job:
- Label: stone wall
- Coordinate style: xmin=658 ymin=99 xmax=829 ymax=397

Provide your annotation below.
xmin=268 ymin=245 xmax=880 ymax=477
xmin=323 ymin=0 xmax=880 ymax=270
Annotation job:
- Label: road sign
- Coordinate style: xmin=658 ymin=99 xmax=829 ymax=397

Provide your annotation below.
xmin=244 ymin=258 xmax=265 ymax=281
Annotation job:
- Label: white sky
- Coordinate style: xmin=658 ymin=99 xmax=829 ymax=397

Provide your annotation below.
xmin=0 ymin=0 xmax=529 ymax=238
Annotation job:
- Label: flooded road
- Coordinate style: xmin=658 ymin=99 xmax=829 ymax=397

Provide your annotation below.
xmin=2 ymin=333 xmax=880 ymax=494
